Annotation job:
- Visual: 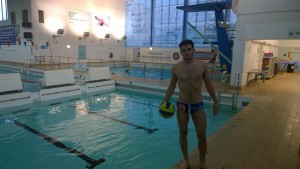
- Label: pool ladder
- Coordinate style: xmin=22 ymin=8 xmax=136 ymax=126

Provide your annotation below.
xmin=217 ymin=71 xmax=239 ymax=109
xmin=217 ymin=91 xmax=238 ymax=109
xmin=22 ymin=59 xmax=33 ymax=74
xmin=221 ymin=71 xmax=228 ymax=92
xmin=233 ymin=72 xmax=240 ymax=95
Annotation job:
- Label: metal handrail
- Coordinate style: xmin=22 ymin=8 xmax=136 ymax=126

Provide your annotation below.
xmin=221 ymin=71 xmax=228 ymax=92
xmin=22 ymin=59 xmax=34 ymax=74
xmin=33 ymin=55 xmax=224 ymax=81
xmin=234 ymin=72 xmax=240 ymax=95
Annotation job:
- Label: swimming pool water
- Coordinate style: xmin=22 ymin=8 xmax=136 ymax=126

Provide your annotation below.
xmin=112 ymin=66 xmax=171 ymax=79
xmin=0 ymin=89 xmax=240 ymax=169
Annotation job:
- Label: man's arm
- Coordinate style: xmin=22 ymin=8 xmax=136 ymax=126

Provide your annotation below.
xmin=163 ymin=66 xmax=177 ymax=102
xmin=202 ymin=63 xmax=218 ymax=115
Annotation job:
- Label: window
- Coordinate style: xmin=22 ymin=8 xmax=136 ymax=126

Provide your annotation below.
xmin=22 ymin=9 xmax=28 ymax=22
xmin=186 ymin=11 xmax=216 ymax=47
xmin=126 ymin=0 xmax=152 ymax=47
xmin=0 ymin=0 xmax=8 ymax=21
xmin=10 ymin=12 xmax=15 ymax=24
xmin=152 ymin=0 xmax=184 ymax=47
xmin=125 ymin=0 xmax=236 ymax=47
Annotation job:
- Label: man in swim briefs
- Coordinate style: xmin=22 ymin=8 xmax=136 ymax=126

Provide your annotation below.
xmin=163 ymin=39 xmax=218 ymax=169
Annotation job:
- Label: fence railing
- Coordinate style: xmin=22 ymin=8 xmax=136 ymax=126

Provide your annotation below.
xmin=32 ymin=55 xmax=229 ymax=82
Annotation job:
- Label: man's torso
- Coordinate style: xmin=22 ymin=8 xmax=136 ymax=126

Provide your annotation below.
xmin=174 ymin=60 xmax=206 ymax=103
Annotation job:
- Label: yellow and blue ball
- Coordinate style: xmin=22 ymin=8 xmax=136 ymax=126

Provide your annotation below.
xmin=159 ymin=102 xmax=176 ymax=118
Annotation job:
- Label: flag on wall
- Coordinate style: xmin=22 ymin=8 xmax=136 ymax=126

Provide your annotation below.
xmin=24 ymin=42 xmax=27 ymax=47
xmin=7 ymin=41 xmax=10 ymax=46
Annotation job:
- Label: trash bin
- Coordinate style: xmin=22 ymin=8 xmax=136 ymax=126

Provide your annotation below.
xmin=287 ymin=64 xmax=294 ymax=73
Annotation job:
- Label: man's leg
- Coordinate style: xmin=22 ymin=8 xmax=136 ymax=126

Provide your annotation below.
xmin=192 ymin=109 xmax=207 ymax=169
xmin=177 ymin=109 xmax=190 ymax=168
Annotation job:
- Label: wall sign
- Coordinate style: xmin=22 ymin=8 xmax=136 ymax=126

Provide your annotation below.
xmin=0 ymin=25 xmax=20 ymax=45
xmin=288 ymin=30 xmax=300 ymax=38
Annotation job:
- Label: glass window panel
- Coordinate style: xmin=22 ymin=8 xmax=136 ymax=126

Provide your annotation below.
xmin=126 ymin=0 xmax=152 ymax=47
xmin=152 ymin=0 xmax=184 ymax=47
xmin=186 ymin=10 xmax=217 ymax=47
xmin=125 ymin=0 xmax=236 ymax=47
xmin=0 ymin=0 xmax=8 ymax=21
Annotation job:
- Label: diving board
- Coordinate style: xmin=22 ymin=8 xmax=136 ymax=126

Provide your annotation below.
xmin=177 ymin=1 xmax=233 ymax=72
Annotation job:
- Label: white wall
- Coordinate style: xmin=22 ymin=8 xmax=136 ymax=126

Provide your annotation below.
xmin=0 ymin=0 xmax=33 ymax=62
xmin=231 ymin=0 xmax=300 ymax=87
xmin=0 ymin=0 xmax=126 ymax=63
xmin=278 ymin=47 xmax=300 ymax=62
xmin=278 ymin=40 xmax=300 ymax=47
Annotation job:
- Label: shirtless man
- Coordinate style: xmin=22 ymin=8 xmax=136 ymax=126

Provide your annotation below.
xmin=163 ymin=39 xmax=218 ymax=169
xmin=209 ymin=49 xmax=218 ymax=64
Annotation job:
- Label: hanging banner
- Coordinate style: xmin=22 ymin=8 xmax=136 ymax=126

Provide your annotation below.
xmin=140 ymin=49 xmax=181 ymax=63
xmin=0 ymin=25 xmax=20 ymax=45
xmin=67 ymin=9 xmax=111 ymax=38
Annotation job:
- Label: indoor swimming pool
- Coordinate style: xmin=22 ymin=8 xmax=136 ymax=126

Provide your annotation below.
xmin=0 ymin=89 xmax=241 ymax=169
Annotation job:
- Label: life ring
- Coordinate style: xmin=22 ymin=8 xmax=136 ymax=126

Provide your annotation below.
xmin=173 ymin=52 xmax=179 ymax=60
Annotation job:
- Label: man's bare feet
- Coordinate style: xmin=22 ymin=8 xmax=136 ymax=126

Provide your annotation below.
xmin=179 ymin=160 xmax=191 ymax=169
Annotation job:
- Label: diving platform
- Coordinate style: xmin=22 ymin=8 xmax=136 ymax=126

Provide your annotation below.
xmin=177 ymin=0 xmax=233 ymax=73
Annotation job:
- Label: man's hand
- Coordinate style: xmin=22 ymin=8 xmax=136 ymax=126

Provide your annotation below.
xmin=212 ymin=102 xmax=218 ymax=115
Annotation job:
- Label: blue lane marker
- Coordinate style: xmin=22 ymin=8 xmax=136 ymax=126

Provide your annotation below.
xmin=13 ymin=120 xmax=105 ymax=169
xmin=49 ymin=102 xmax=62 ymax=106
xmin=89 ymin=111 xmax=159 ymax=134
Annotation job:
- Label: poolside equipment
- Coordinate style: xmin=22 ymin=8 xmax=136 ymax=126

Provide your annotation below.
xmin=159 ymin=101 xmax=175 ymax=118
xmin=0 ymin=73 xmax=33 ymax=109
xmin=39 ymin=69 xmax=81 ymax=101
xmin=84 ymin=67 xmax=115 ymax=93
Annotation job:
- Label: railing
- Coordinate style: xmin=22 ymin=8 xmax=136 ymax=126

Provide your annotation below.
xmin=33 ymin=55 xmax=230 ymax=81
xmin=22 ymin=59 xmax=34 ymax=74
xmin=221 ymin=71 xmax=228 ymax=92
xmin=233 ymin=72 xmax=240 ymax=95
xmin=217 ymin=91 xmax=237 ymax=109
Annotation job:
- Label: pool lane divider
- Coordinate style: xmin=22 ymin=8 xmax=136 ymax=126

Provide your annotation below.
xmin=89 ymin=111 xmax=159 ymax=134
xmin=13 ymin=120 xmax=106 ymax=169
